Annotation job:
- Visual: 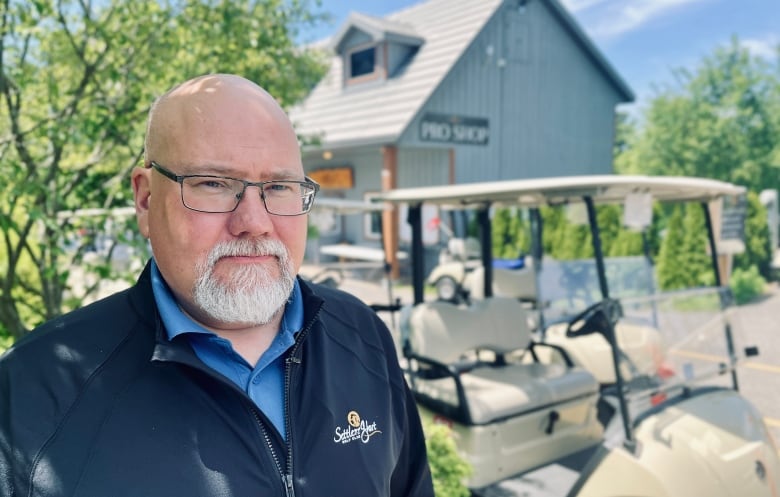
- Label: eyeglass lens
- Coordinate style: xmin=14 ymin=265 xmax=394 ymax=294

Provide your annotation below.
xmin=181 ymin=176 xmax=316 ymax=215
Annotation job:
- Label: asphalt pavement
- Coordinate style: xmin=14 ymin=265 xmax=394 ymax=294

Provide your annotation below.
xmin=730 ymin=283 xmax=780 ymax=446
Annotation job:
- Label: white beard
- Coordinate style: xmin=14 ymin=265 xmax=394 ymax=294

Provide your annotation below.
xmin=192 ymin=238 xmax=295 ymax=325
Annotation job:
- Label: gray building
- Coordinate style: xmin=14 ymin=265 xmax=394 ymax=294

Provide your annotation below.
xmin=289 ymin=0 xmax=633 ymax=269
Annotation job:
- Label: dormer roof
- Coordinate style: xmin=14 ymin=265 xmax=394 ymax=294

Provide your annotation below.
xmin=331 ymin=12 xmax=424 ymax=54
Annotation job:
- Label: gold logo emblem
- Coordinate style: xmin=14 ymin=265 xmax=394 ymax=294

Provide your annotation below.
xmin=333 ymin=410 xmax=382 ymax=445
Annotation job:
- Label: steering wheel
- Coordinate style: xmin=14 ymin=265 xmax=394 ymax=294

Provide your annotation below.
xmin=565 ymin=299 xmax=622 ymax=338
xmin=565 ymin=299 xmax=656 ymax=386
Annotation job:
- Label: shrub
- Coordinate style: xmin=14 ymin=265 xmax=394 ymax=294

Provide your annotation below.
xmin=425 ymin=422 xmax=472 ymax=497
xmin=729 ymin=265 xmax=766 ymax=304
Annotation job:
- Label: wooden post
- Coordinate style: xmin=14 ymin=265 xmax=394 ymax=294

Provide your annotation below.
xmin=381 ymin=145 xmax=400 ymax=279
xmin=448 ymin=148 xmax=456 ymax=185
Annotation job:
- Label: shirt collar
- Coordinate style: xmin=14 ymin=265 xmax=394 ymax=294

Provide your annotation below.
xmin=150 ymin=259 xmax=303 ymax=341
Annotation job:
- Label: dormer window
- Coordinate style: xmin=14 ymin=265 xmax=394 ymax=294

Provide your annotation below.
xmin=350 ymin=46 xmax=377 ymax=78
xmin=332 ymin=13 xmax=424 ymax=88
xmin=346 ymin=43 xmax=383 ymax=85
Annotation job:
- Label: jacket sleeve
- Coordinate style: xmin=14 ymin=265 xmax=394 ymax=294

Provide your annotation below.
xmin=389 ymin=377 xmax=435 ymax=497
xmin=0 ymin=352 xmax=17 ymax=497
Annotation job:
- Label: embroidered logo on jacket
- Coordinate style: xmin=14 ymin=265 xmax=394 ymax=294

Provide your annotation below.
xmin=333 ymin=410 xmax=382 ymax=444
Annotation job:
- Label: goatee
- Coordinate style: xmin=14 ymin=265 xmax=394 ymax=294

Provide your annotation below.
xmin=192 ymin=238 xmax=295 ymax=325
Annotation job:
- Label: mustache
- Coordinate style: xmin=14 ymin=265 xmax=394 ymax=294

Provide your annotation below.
xmin=206 ymin=238 xmax=289 ymax=266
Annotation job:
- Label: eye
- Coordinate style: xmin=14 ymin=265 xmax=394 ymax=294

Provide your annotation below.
xmin=185 ymin=176 xmax=239 ymax=193
xmin=194 ymin=178 xmax=230 ymax=189
xmin=265 ymin=182 xmax=296 ymax=195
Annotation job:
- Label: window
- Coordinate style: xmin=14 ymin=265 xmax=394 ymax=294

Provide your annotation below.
xmin=349 ymin=47 xmax=376 ymax=78
xmin=350 ymin=47 xmax=376 ymax=78
xmin=364 ymin=192 xmax=382 ymax=240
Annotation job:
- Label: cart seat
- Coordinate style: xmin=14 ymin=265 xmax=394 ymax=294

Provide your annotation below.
xmin=408 ymin=298 xmax=598 ymax=425
xmin=468 ymin=264 xmax=537 ymax=301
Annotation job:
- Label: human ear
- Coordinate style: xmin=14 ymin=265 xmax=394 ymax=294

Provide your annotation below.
xmin=132 ymin=166 xmax=152 ymax=238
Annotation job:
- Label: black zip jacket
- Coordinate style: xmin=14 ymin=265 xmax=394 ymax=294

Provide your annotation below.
xmin=0 ymin=263 xmax=434 ymax=497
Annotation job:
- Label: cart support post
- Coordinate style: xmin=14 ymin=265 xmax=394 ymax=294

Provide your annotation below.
xmin=701 ymin=201 xmax=740 ymax=391
xmin=409 ymin=204 xmax=425 ymax=305
xmin=477 ymin=206 xmax=493 ymax=298
xmin=585 ymin=196 xmax=636 ymax=450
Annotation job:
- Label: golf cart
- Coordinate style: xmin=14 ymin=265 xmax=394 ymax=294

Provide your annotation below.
xmin=378 ymin=175 xmax=779 ymax=496
xmin=426 ymin=222 xmax=536 ymax=304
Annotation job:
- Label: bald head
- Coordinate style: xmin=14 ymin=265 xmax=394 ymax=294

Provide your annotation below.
xmin=144 ymin=74 xmax=300 ymax=168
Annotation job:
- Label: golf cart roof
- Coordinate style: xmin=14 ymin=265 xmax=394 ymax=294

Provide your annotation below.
xmin=312 ymin=197 xmax=387 ymax=214
xmin=377 ymin=175 xmax=745 ymax=207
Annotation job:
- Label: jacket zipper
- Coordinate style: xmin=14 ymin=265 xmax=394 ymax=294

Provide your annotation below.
xmin=151 ymin=280 xmax=325 ymax=497
xmin=252 ymin=409 xmax=290 ymax=496
xmin=252 ymin=306 xmax=321 ymax=497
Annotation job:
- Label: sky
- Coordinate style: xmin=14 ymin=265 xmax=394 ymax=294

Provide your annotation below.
xmin=303 ymin=0 xmax=779 ymax=115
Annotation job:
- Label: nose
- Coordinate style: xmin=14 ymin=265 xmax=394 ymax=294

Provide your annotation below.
xmin=227 ymin=185 xmax=274 ymax=237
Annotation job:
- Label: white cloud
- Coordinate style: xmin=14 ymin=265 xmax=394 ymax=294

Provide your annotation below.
xmin=742 ymin=35 xmax=779 ymax=60
xmin=562 ymin=0 xmax=712 ymax=42
xmin=559 ymin=0 xmax=611 ymax=13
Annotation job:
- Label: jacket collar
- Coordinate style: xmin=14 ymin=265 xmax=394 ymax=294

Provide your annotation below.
xmin=128 ymin=260 xmax=325 ymax=367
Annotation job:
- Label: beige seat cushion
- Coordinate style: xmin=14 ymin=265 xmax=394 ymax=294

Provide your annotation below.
xmin=408 ymin=298 xmax=598 ymax=424
xmin=414 ymin=362 xmax=597 ymax=424
xmin=409 ymin=297 xmax=532 ymax=363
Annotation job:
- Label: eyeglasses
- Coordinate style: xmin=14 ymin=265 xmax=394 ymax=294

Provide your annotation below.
xmin=150 ymin=161 xmax=319 ymax=216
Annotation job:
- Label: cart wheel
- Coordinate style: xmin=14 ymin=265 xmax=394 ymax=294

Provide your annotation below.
xmin=435 ymin=276 xmax=461 ymax=303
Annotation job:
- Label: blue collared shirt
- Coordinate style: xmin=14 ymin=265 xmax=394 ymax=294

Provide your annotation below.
xmin=150 ymin=260 xmax=303 ymax=440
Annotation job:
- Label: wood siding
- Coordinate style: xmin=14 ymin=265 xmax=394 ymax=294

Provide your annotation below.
xmin=399 ymin=0 xmax=623 ymax=183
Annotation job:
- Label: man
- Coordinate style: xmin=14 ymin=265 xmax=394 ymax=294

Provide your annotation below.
xmin=0 ymin=74 xmax=434 ymax=497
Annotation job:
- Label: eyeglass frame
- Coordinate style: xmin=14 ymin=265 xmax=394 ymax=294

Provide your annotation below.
xmin=149 ymin=161 xmax=320 ymax=216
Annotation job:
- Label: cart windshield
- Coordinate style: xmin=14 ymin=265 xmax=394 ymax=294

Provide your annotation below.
xmin=536 ymin=231 xmax=745 ymax=411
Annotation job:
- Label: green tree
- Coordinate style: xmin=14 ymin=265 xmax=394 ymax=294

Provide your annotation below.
xmin=541 ymin=205 xmax=592 ymax=261
xmin=613 ymin=110 xmax=637 ymax=159
xmin=734 ymin=191 xmax=772 ymax=279
xmin=615 ymin=38 xmax=780 ymax=192
xmin=615 ymin=38 xmax=779 ymax=286
xmin=608 ymin=229 xmax=644 ymax=257
xmin=0 ymin=0 xmax=327 ymax=340
xmin=657 ymin=204 xmax=714 ymax=290
xmin=596 ymin=204 xmax=623 ymax=254
xmin=540 ymin=204 xmax=647 ymax=261
xmin=491 ymin=208 xmax=513 ymax=258
xmin=680 ymin=202 xmax=715 ymax=287
xmin=491 ymin=207 xmax=530 ymax=259
xmin=656 ymin=206 xmax=687 ymax=290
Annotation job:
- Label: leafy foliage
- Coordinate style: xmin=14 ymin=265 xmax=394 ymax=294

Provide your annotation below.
xmin=490 ymin=203 xmax=657 ymax=275
xmin=491 ymin=208 xmax=531 ymax=259
xmin=539 ymin=206 xmax=589 ymax=260
xmin=0 ymin=0 xmax=328 ymax=339
xmin=656 ymin=204 xmax=714 ymax=290
xmin=729 ymin=265 xmax=766 ymax=304
xmin=734 ymin=191 xmax=772 ymax=279
xmin=0 ymin=334 xmax=12 ymax=355
xmin=615 ymin=38 xmax=780 ymax=193
xmin=616 ymin=38 xmax=779 ymax=287
xmin=425 ymin=422 xmax=471 ymax=497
